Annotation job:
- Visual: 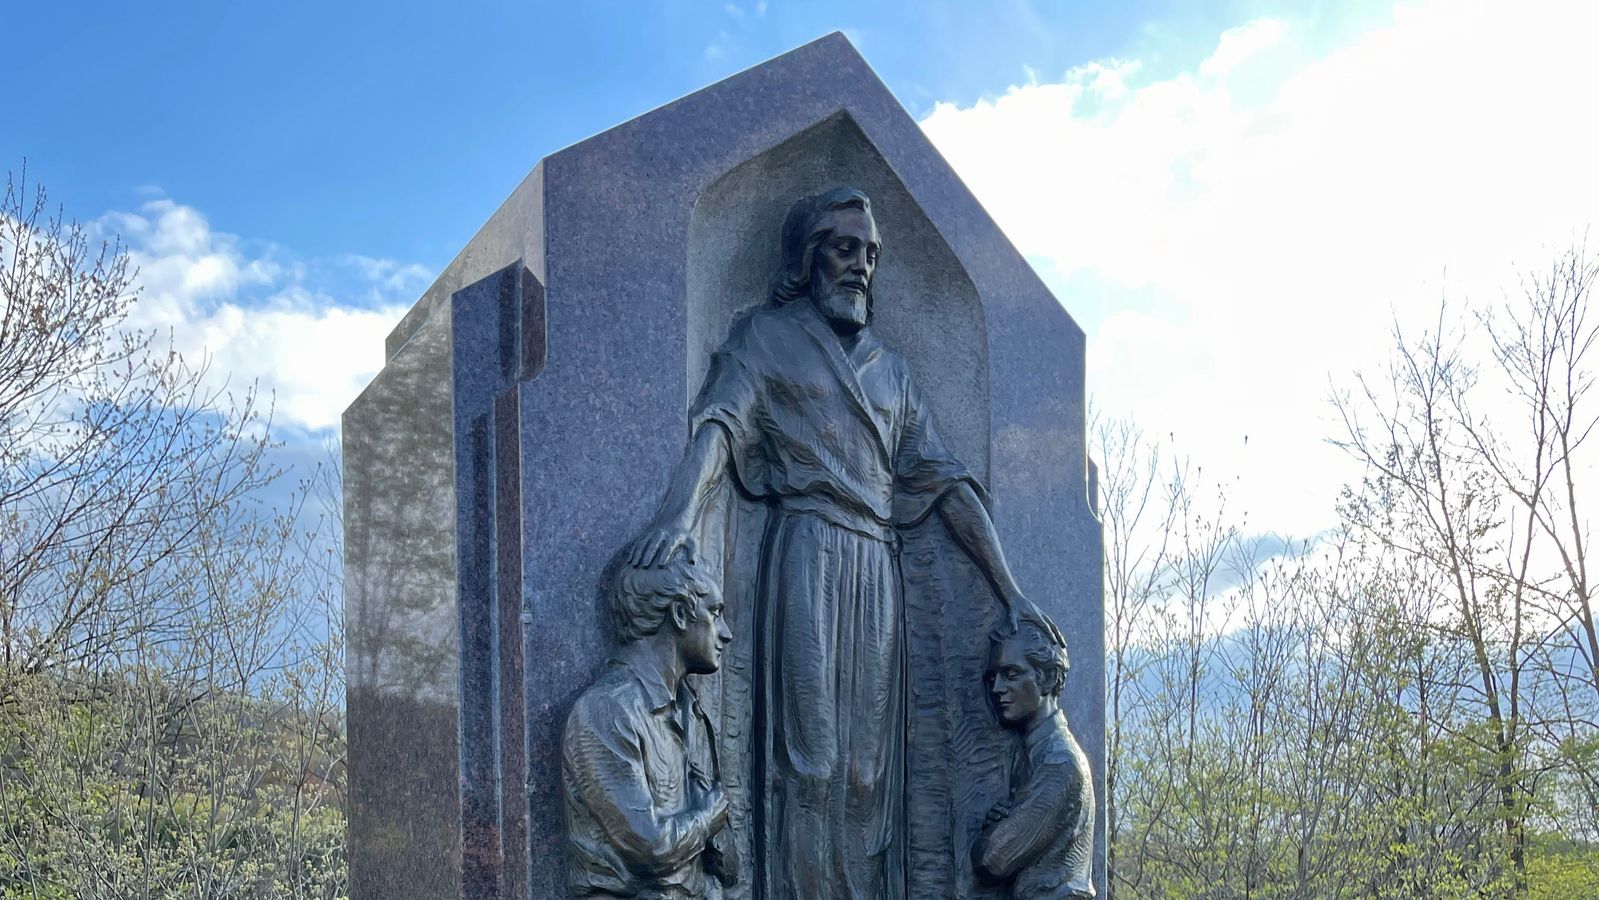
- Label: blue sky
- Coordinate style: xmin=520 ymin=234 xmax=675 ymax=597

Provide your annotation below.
xmin=7 ymin=0 xmax=1371 ymax=265
xmin=6 ymin=0 xmax=1598 ymax=541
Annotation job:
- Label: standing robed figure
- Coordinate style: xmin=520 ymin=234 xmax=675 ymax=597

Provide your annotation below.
xmin=628 ymin=187 xmax=1051 ymax=899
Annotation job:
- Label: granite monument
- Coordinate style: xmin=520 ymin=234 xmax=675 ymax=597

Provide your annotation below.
xmin=343 ymin=32 xmax=1105 ymax=899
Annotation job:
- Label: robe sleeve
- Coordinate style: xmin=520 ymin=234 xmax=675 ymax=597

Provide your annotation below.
xmin=689 ymin=327 xmax=766 ymax=498
xmin=892 ymin=375 xmax=988 ymax=526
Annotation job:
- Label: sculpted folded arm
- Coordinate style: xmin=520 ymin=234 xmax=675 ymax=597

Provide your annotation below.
xmin=974 ymin=763 xmax=1077 ymax=878
xmin=563 ymin=699 xmax=729 ymax=874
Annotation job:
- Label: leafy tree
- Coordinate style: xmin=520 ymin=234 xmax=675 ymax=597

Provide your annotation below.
xmin=1101 ymin=243 xmax=1599 ymax=898
xmin=0 ymin=168 xmax=346 ymax=898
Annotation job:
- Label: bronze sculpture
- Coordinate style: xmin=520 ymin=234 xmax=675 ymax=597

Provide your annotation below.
xmin=625 ymin=187 xmax=1057 ymax=898
xmin=976 ymin=620 xmax=1095 ymax=898
xmin=561 ymin=558 xmax=737 ymax=897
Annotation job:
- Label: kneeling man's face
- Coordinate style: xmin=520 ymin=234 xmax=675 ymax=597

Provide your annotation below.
xmin=681 ymin=589 xmax=732 ymax=675
xmin=988 ymin=639 xmax=1043 ymax=727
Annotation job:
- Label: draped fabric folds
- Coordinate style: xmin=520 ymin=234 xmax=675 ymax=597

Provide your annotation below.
xmin=691 ymin=301 xmax=980 ymax=898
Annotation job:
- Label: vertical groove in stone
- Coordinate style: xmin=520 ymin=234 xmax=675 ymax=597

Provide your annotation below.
xmin=494 ymin=387 xmax=528 ymax=899
xmin=458 ymin=413 xmax=501 ymax=898
xmin=519 ymin=268 xmax=546 ymax=381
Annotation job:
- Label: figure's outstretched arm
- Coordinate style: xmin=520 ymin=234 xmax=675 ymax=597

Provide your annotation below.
xmin=939 ymin=482 xmax=1024 ymax=606
xmin=628 ymin=423 xmax=732 ymax=568
xmin=939 ymin=483 xmax=1063 ymax=642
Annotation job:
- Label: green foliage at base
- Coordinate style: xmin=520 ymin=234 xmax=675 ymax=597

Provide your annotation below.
xmin=0 ymin=671 xmax=347 ymax=900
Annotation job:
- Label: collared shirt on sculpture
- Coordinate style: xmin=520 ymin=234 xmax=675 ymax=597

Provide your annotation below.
xmin=562 ymin=656 xmax=723 ymax=898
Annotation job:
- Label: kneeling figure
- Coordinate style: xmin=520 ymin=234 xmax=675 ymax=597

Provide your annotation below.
xmin=976 ymin=619 xmax=1095 ymax=899
xmin=562 ymin=558 xmax=736 ymax=898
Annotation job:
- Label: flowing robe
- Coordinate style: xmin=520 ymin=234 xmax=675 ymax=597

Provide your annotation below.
xmin=690 ymin=299 xmax=982 ymax=898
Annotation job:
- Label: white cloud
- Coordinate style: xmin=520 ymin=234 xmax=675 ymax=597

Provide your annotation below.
xmin=921 ymin=0 xmax=1599 ymax=537
xmin=103 ymin=200 xmax=418 ymax=433
xmin=194 ymin=294 xmax=407 ymax=433
xmin=106 ymin=200 xmax=278 ymax=304
xmin=704 ymin=30 xmax=733 ymax=61
xmin=1198 ymin=18 xmax=1289 ymax=78
xmin=341 ymin=253 xmax=432 ymax=297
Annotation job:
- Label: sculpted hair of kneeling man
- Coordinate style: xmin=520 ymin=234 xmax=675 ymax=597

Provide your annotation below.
xmin=561 ymin=556 xmax=736 ymax=898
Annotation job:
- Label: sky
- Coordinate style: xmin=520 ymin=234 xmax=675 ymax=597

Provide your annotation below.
xmin=5 ymin=0 xmax=1598 ymax=542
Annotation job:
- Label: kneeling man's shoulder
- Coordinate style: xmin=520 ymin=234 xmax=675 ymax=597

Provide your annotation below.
xmin=564 ymin=669 xmax=641 ymax=744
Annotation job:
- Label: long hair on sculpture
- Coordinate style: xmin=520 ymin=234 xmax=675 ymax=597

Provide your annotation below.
xmin=768 ymin=185 xmax=878 ymax=322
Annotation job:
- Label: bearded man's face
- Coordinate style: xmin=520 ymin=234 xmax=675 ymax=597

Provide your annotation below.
xmin=808 ymin=207 xmax=880 ymax=332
